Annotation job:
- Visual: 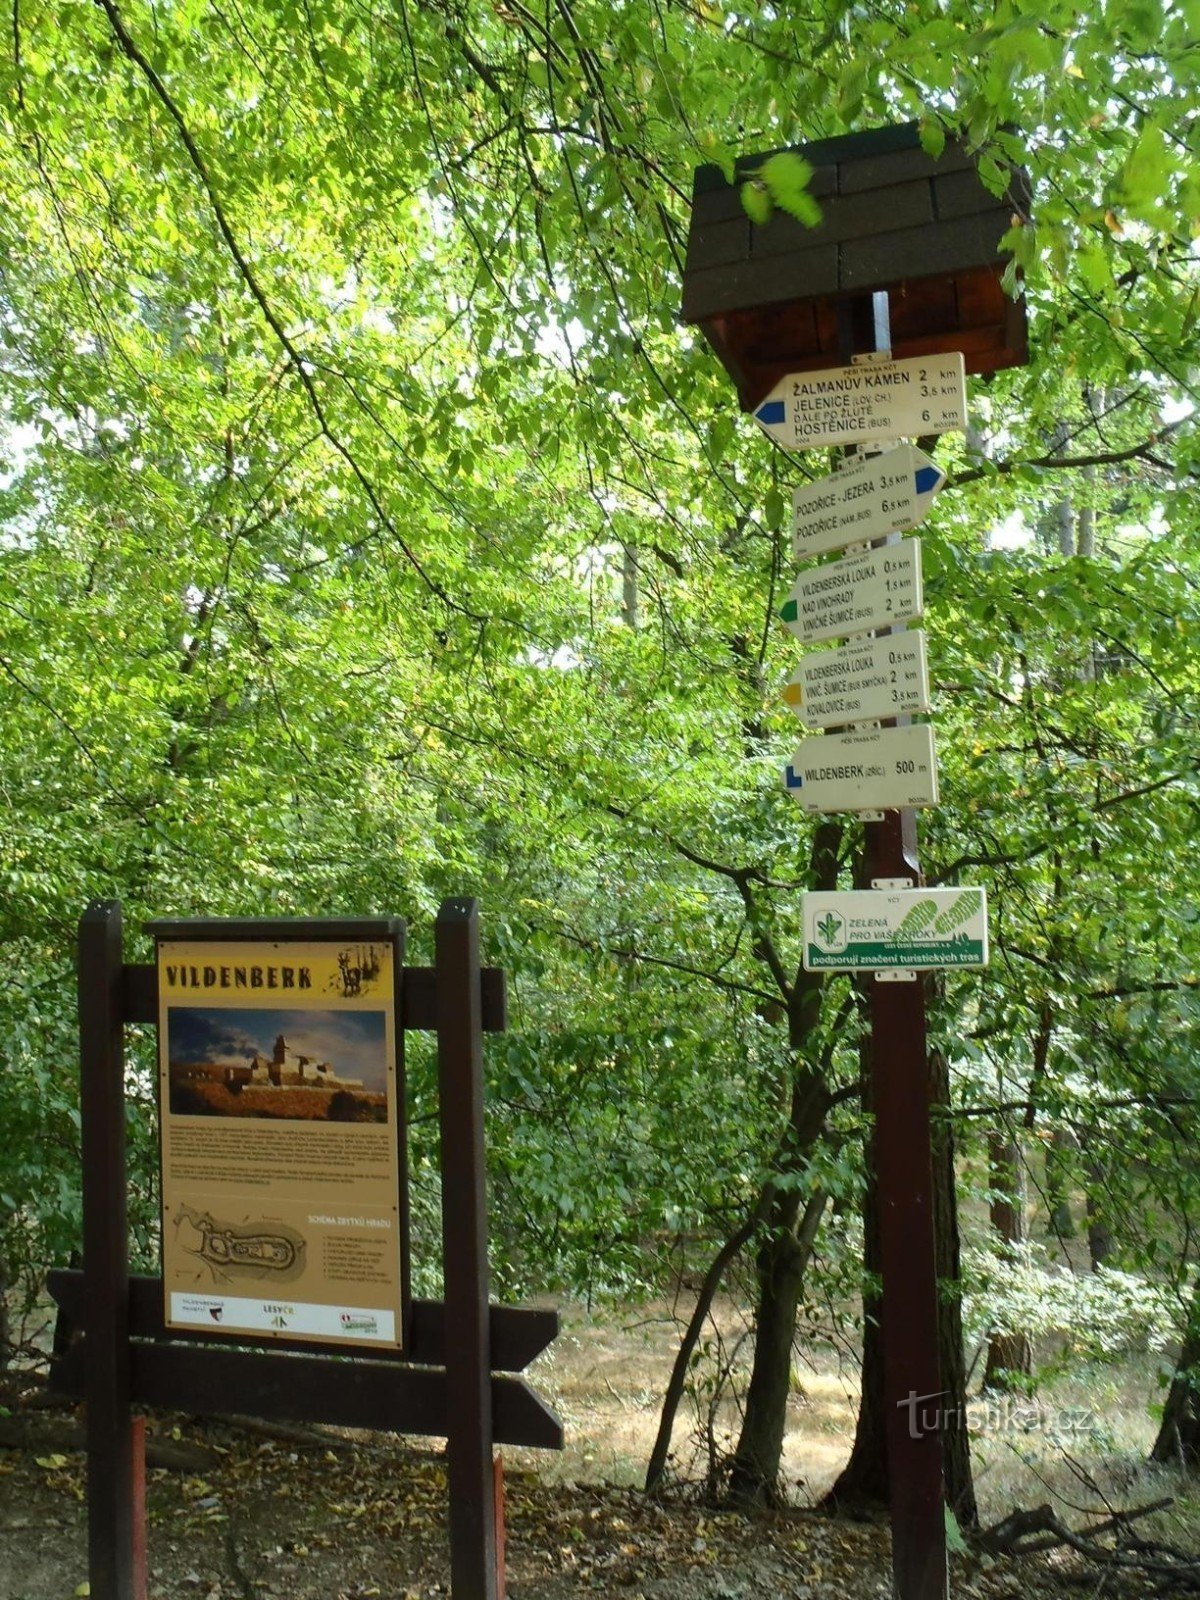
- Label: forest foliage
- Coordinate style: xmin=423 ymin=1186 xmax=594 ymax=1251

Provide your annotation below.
xmin=1 ymin=0 xmax=1198 ymax=1496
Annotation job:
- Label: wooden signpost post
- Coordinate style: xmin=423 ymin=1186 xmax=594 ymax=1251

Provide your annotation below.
xmin=681 ymin=120 xmax=1032 ymax=1600
xmin=779 ymin=297 xmax=959 ymax=1599
xmin=56 ymin=899 xmax=562 ymax=1600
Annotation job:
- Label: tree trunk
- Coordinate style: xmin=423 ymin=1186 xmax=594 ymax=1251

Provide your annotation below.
xmin=1081 ymin=1140 xmax=1115 ymax=1269
xmin=982 ymin=1131 xmax=1033 ymax=1391
xmin=725 ymin=821 xmax=843 ymax=1507
xmin=1033 ymin=423 xmax=1075 ymax=556
xmin=931 ymin=1049 xmax=976 ymax=1527
xmin=1076 ymin=389 xmax=1100 ymax=560
xmin=821 ymin=1024 xmax=887 ymax=1512
xmin=644 ymin=1186 xmax=775 ymax=1495
xmin=1045 ymin=1127 xmax=1078 ymax=1242
xmin=1086 ymin=1186 xmax=1115 ymax=1270
xmin=1152 ymin=1278 xmax=1200 ymax=1467
xmin=1077 ymin=498 xmax=1096 ymax=560
xmin=726 ymin=1186 xmax=827 ymax=1505
xmin=621 ymin=545 xmax=639 ymax=630
xmin=967 ymin=422 xmax=993 ymax=551
xmin=1049 ymin=421 xmax=1075 ymax=556
xmin=0 ymin=1251 xmax=9 ymax=1370
xmin=1056 ymin=496 xmax=1075 ymax=556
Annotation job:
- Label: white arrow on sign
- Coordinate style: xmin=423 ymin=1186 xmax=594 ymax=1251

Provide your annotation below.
xmin=754 ymin=353 xmax=966 ymax=451
xmin=792 ymin=444 xmax=945 ymax=561
xmin=780 ymin=538 xmax=923 ymax=645
xmin=783 ymin=723 xmax=938 ymax=813
xmin=783 ymin=630 xmax=930 ymax=730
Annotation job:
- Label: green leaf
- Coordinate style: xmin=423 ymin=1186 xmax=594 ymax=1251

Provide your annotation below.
xmin=758 ymin=151 xmax=818 ymax=226
xmin=740 ymin=180 xmax=773 ymax=225
xmin=1121 ymin=121 xmax=1171 ymax=211
xmin=945 ymin=1506 xmax=969 ymax=1556
xmin=919 ymin=117 xmax=946 ymax=161
xmin=1077 ymin=241 xmax=1114 ymax=297
xmin=977 ymin=153 xmax=1010 ymax=198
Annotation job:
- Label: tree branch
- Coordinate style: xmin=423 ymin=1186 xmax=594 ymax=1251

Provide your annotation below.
xmin=93 ymin=0 xmax=470 ymax=614
xmin=527 ymin=917 xmax=782 ymax=1009
xmin=949 ymin=417 xmax=1185 ymax=490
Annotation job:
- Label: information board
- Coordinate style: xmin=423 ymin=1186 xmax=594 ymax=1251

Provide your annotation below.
xmin=156 ymin=929 xmax=406 ymax=1349
xmin=802 ymin=887 xmax=989 ymax=971
xmin=754 ymin=353 xmax=967 ymax=450
xmin=792 ymin=444 xmax=944 ymax=560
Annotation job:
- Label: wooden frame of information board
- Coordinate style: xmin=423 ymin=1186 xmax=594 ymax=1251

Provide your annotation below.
xmin=51 ymin=898 xmax=562 ymax=1600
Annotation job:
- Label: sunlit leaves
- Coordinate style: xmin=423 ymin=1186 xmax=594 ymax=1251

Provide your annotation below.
xmin=0 ymin=0 xmax=1198 ymax=1341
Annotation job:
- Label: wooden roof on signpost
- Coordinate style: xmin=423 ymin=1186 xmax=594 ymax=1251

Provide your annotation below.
xmin=681 ymin=121 xmax=1030 ymax=411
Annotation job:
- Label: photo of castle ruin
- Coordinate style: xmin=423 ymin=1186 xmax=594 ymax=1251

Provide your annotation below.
xmin=167 ymin=1007 xmax=389 ymax=1122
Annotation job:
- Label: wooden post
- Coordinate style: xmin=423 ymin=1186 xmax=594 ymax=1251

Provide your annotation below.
xmin=131 ymin=1415 xmax=148 ymax=1600
xmin=436 ymin=899 xmax=500 ymax=1600
xmin=79 ymin=901 xmax=140 ymax=1600
xmin=841 ymin=298 xmax=950 ymax=1600
xmin=870 ymin=893 xmax=948 ymax=1599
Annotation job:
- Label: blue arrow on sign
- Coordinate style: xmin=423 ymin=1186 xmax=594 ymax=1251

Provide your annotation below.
xmin=791 ymin=444 xmax=946 ymax=562
xmin=785 ymin=765 xmax=804 ymax=789
xmin=756 ymin=400 xmax=787 ymax=427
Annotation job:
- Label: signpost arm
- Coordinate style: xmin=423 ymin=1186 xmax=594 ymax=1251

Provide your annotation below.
xmin=79 ymin=900 xmax=142 ymax=1600
xmin=841 ymin=297 xmax=950 ymax=1600
xmin=436 ymin=898 xmax=500 ymax=1600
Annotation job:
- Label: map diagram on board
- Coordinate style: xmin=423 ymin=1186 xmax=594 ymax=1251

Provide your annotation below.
xmin=173 ymin=1203 xmax=307 ymax=1286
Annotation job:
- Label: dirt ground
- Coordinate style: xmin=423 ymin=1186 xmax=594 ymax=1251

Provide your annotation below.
xmin=0 ymin=1299 xmax=1190 ymax=1600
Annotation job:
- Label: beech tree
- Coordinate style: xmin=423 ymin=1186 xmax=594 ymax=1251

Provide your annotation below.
xmin=1 ymin=0 xmax=1198 ymax=1514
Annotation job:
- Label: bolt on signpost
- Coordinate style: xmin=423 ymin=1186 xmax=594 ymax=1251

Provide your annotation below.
xmin=680 ymin=121 xmax=1031 ymax=1600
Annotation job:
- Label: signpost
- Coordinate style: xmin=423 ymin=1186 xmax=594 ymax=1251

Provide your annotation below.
xmin=780 ymin=538 xmax=923 ymax=645
xmin=754 ymin=353 xmax=967 ymax=451
xmin=682 ymin=122 xmax=1031 ymax=1600
xmin=784 ymin=724 xmax=938 ymax=813
xmin=802 ymin=888 xmax=989 ymax=972
xmin=784 ymin=632 xmax=930 ymax=729
xmin=793 ymin=444 xmax=945 ymax=560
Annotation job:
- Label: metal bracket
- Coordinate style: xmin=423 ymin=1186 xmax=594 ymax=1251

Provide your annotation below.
xmin=856 ymin=811 xmax=884 ymax=822
xmin=876 ymin=969 xmax=918 ymax=983
xmin=850 ymin=351 xmax=895 ymax=366
xmin=872 ymin=877 xmax=914 ymax=889
xmin=841 ymin=437 xmax=902 ymax=462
